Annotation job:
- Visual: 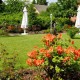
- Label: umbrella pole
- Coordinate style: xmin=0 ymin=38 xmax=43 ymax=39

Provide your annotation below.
xmin=79 ymin=28 xmax=80 ymax=35
xmin=23 ymin=28 xmax=26 ymax=34
xmin=21 ymin=28 xmax=27 ymax=35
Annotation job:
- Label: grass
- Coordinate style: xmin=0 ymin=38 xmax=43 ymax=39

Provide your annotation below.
xmin=0 ymin=33 xmax=80 ymax=69
xmin=0 ymin=34 xmax=45 ymax=69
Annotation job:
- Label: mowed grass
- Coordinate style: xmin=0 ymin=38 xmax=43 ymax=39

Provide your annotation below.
xmin=0 ymin=33 xmax=80 ymax=69
xmin=0 ymin=34 xmax=45 ymax=69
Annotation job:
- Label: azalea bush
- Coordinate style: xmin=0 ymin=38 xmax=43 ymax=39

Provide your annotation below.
xmin=26 ymin=34 xmax=80 ymax=79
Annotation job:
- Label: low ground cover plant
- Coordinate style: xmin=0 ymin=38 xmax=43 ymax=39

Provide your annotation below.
xmin=27 ymin=33 xmax=80 ymax=80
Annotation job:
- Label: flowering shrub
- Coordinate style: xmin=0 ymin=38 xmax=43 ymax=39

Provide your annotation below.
xmin=26 ymin=33 xmax=80 ymax=79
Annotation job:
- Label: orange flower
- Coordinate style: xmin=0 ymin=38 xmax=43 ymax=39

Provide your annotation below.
xmin=44 ymin=34 xmax=56 ymax=42
xmin=39 ymin=48 xmax=46 ymax=53
xmin=65 ymin=47 xmax=75 ymax=54
xmin=26 ymin=58 xmax=33 ymax=66
xmin=33 ymin=59 xmax=44 ymax=66
xmin=27 ymin=50 xmax=38 ymax=59
xmin=45 ymin=53 xmax=51 ymax=58
xmin=63 ymin=57 xmax=70 ymax=63
xmin=58 ymin=33 xmax=62 ymax=39
xmin=45 ymin=41 xmax=50 ymax=46
xmin=48 ymin=46 xmax=53 ymax=53
xmin=34 ymin=46 xmax=38 ymax=48
xmin=57 ymin=46 xmax=63 ymax=54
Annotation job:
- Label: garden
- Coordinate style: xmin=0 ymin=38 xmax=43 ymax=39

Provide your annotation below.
xmin=0 ymin=0 xmax=80 ymax=80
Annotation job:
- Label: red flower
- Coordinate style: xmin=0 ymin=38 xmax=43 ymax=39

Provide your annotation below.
xmin=57 ymin=46 xmax=63 ymax=54
xmin=74 ymin=49 xmax=80 ymax=56
xmin=74 ymin=55 xmax=79 ymax=60
xmin=45 ymin=41 xmax=50 ymax=46
xmin=71 ymin=41 xmax=74 ymax=44
xmin=26 ymin=58 xmax=33 ymax=66
xmin=45 ymin=53 xmax=51 ymax=58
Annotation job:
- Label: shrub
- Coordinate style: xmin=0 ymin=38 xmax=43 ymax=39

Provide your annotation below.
xmin=66 ymin=27 xmax=79 ymax=38
xmin=26 ymin=33 xmax=80 ymax=79
xmin=0 ymin=44 xmax=21 ymax=80
xmin=55 ymin=18 xmax=70 ymax=33
xmin=0 ymin=29 xmax=8 ymax=36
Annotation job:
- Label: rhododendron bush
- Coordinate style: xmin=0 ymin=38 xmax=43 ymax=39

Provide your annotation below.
xmin=26 ymin=34 xmax=80 ymax=79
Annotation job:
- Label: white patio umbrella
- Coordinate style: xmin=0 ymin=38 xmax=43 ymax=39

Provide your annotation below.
xmin=21 ymin=6 xmax=28 ymax=35
xmin=75 ymin=5 xmax=80 ymax=34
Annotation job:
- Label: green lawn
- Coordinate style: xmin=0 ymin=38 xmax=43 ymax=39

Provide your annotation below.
xmin=0 ymin=34 xmax=45 ymax=69
xmin=0 ymin=33 xmax=80 ymax=69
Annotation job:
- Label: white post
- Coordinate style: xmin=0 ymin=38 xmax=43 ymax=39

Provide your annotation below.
xmin=50 ymin=14 xmax=52 ymax=33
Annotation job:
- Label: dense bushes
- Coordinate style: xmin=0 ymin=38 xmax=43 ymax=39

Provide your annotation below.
xmin=0 ymin=0 xmax=24 ymax=13
xmin=0 ymin=12 xmax=22 ymax=26
xmin=0 ymin=0 xmax=25 ymax=33
xmin=0 ymin=12 xmax=23 ymax=33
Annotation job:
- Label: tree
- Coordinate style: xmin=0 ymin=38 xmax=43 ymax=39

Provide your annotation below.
xmin=0 ymin=0 xmax=2 ymax=4
xmin=47 ymin=0 xmax=77 ymax=17
xmin=28 ymin=4 xmax=37 ymax=27
xmin=57 ymin=0 xmax=77 ymax=17
xmin=0 ymin=0 xmax=5 ymax=13
xmin=37 ymin=0 xmax=47 ymax=5
xmin=32 ymin=0 xmax=36 ymax=4
xmin=5 ymin=0 xmax=24 ymax=13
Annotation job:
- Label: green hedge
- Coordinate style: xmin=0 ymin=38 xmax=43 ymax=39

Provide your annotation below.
xmin=0 ymin=12 xmax=22 ymax=26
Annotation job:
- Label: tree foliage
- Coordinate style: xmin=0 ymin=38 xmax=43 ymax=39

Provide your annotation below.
xmin=28 ymin=4 xmax=37 ymax=27
xmin=47 ymin=0 xmax=77 ymax=17
xmin=37 ymin=0 xmax=47 ymax=5
xmin=3 ymin=0 xmax=24 ymax=13
xmin=0 ymin=0 xmax=2 ymax=4
xmin=0 ymin=3 xmax=5 ymax=13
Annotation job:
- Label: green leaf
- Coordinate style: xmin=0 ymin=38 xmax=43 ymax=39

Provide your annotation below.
xmin=44 ymin=61 xmax=48 ymax=66
xmin=55 ymin=65 xmax=60 ymax=73
xmin=52 ymin=57 xmax=57 ymax=62
xmin=50 ymin=65 xmax=54 ymax=69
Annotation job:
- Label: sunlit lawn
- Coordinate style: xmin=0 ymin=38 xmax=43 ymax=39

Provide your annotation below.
xmin=0 ymin=33 xmax=80 ymax=69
